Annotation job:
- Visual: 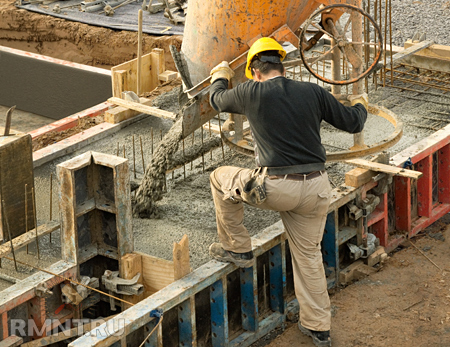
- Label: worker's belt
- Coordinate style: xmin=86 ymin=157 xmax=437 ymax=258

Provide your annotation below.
xmin=267 ymin=170 xmax=324 ymax=181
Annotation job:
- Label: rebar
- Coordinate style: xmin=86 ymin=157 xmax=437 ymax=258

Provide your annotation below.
xmin=31 ymin=187 xmax=40 ymax=259
xmin=133 ymin=135 xmax=137 ymax=179
xmin=140 ymin=136 xmax=145 ymax=172
xmin=25 ymin=184 xmax=29 ymax=255
xmin=218 ymin=116 xmax=225 ymax=160
xmin=151 ymin=127 xmax=154 ymax=154
xmin=49 ymin=173 xmax=53 ymax=243
xmin=182 ymin=138 xmax=186 ymax=179
xmin=209 ymin=121 xmax=213 ymax=160
xmin=2 ymin=200 xmax=18 ymax=271
xmin=201 ymin=126 xmax=205 ymax=173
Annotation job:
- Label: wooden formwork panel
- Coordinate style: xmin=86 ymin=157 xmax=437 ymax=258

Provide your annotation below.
xmin=0 ymin=134 xmax=35 ymax=241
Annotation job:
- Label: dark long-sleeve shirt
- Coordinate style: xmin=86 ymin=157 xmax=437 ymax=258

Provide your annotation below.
xmin=210 ymin=76 xmax=367 ymax=175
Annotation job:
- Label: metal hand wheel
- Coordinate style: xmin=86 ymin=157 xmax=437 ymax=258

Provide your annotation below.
xmin=299 ymin=4 xmax=383 ymax=85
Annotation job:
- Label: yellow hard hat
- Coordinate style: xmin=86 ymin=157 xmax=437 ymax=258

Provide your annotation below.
xmin=245 ymin=37 xmax=287 ymax=79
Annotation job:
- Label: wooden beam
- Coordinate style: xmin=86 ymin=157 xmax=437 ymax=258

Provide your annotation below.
xmin=344 ymin=159 xmax=423 ymax=179
xmin=120 ymin=253 xmax=145 ymax=308
xmin=111 ymin=70 xmax=128 ymax=98
xmin=104 ymin=97 xmax=153 ymax=124
xmin=20 ymin=316 xmax=115 ymax=347
xmin=0 ymin=336 xmax=22 ymax=347
xmin=345 ymin=167 xmax=377 ymax=188
xmin=150 ymin=48 xmax=165 ymax=89
xmin=339 ymin=260 xmax=377 ymax=285
xmin=133 ymin=251 xmax=175 ymax=296
xmin=173 ymin=234 xmax=191 ymax=280
xmin=107 ymin=97 xmax=176 ymax=120
xmin=159 ymin=70 xmax=178 ymax=82
xmin=0 ymin=221 xmax=60 ymax=258
xmin=386 ymin=40 xmax=434 ymax=66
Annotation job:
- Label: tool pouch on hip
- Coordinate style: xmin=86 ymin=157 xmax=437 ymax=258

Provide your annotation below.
xmin=242 ymin=167 xmax=267 ymax=205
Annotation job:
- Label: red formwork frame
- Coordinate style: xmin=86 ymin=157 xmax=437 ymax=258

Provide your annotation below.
xmin=367 ymin=125 xmax=450 ymax=252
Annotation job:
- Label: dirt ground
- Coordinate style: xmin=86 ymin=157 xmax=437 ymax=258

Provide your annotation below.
xmin=0 ymin=0 xmax=182 ymax=70
xmin=253 ymin=215 xmax=450 ymax=347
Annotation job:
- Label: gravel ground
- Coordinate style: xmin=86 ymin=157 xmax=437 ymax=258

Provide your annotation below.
xmin=390 ymin=0 xmax=450 ymax=46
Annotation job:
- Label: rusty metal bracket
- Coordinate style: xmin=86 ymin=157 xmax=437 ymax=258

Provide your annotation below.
xmin=102 ymin=270 xmax=144 ymax=296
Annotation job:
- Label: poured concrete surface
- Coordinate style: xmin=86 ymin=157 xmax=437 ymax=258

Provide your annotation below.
xmin=0 ymin=105 xmax=54 ymax=133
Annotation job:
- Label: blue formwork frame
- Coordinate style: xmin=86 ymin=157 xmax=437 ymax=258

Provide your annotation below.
xmin=69 ymin=213 xmax=349 ymax=347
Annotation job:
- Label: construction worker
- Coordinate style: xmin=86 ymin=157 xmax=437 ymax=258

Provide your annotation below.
xmin=207 ymin=37 xmax=368 ymax=347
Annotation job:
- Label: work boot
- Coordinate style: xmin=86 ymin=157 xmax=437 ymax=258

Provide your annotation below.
xmin=209 ymin=243 xmax=255 ymax=268
xmin=298 ymin=322 xmax=331 ymax=347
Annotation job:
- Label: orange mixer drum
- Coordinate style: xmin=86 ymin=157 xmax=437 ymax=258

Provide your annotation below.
xmin=181 ymin=0 xmax=332 ymax=85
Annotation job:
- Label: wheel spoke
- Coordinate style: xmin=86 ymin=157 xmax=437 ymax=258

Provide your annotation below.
xmin=311 ymin=22 xmax=339 ymax=41
xmin=308 ymin=44 xmax=338 ymax=65
xmin=343 ymin=15 xmax=352 ymax=34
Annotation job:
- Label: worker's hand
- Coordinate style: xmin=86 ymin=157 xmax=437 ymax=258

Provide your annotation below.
xmin=210 ymin=61 xmax=235 ymax=83
xmin=348 ymin=93 xmax=369 ymax=110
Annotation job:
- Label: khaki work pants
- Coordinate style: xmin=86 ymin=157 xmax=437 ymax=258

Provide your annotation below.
xmin=210 ymin=166 xmax=332 ymax=331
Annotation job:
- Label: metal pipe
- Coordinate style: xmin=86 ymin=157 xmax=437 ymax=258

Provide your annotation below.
xmin=383 ymin=0 xmax=388 ymax=87
xmin=389 ymin=0 xmax=393 ymax=86
xmin=351 ymin=2 xmax=366 ymax=149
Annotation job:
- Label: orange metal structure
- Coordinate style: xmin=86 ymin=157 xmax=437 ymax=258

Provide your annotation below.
xmin=181 ymin=0 xmax=361 ymax=85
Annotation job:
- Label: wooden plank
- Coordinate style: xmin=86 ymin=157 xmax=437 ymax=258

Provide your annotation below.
xmin=339 ymin=260 xmax=377 ymax=285
xmin=0 ymin=221 xmax=60 ymax=258
xmin=173 ymin=234 xmax=191 ymax=280
xmin=133 ymin=251 xmax=175 ymax=296
xmin=366 ymin=246 xmax=387 ymax=267
xmin=404 ymin=41 xmax=450 ymax=60
xmin=0 ymin=135 xmax=35 ymax=241
xmin=120 ymin=253 xmax=145 ymax=308
xmin=345 ymin=158 xmax=422 ymax=179
xmin=20 ymin=316 xmax=115 ymax=347
xmin=111 ymin=53 xmax=153 ymax=95
xmin=104 ymin=97 xmax=153 ymax=124
xmin=0 ymin=336 xmax=22 ymax=347
xmin=345 ymin=167 xmax=377 ymax=188
xmin=159 ymin=70 xmax=178 ymax=82
xmin=150 ymin=48 xmax=165 ymax=90
xmin=107 ymin=97 xmax=176 ymax=120
xmin=111 ymin=70 xmax=128 ymax=98
xmin=386 ymin=40 xmax=434 ymax=66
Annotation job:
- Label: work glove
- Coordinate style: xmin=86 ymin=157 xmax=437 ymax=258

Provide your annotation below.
xmin=348 ymin=93 xmax=369 ymax=110
xmin=210 ymin=61 xmax=235 ymax=84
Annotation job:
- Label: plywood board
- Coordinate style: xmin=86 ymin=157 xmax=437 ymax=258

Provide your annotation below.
xmin=133 ymin=251 xmax=174 ymax=296
xmin=173 ymin=234 xmax=191 ymax=280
